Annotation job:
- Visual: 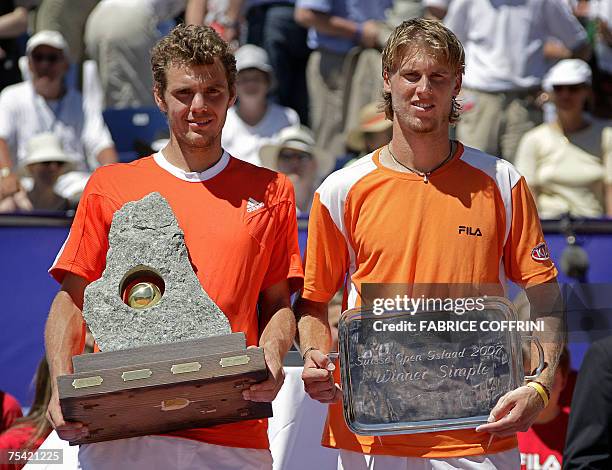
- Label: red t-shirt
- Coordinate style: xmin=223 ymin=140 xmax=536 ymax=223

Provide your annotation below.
xmin=50 ymin=152 xmax=304 ymax=449
xmin=1 ymin=393 xmax=22 ymax=433
xmin=0 ymin=423 xmax=49 ymax=470
xmin=518 ymin=410 xmax=568 ymax=470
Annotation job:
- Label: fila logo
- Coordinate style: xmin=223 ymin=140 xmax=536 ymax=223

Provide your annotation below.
xmin=458 ymin=225 xmax=482 ymax=236
xmin=531 ymin=242 xmax=550 ymax=261
xmin=246 ymin=197 xmax=265 ymax=213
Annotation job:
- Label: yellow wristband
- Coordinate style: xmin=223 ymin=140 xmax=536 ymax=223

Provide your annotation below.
xmin=526 ymin=382 xmax=549 ymax=407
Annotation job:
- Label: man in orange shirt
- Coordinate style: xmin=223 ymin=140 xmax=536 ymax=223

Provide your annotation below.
xmin=44 ymin=24 xmax=303 ymax=469
xmin=295 ymin=18 xmax=564 ymax=469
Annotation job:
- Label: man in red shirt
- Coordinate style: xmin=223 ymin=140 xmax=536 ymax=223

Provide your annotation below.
xmin=44 ymin=24 xmax=303 ymax=469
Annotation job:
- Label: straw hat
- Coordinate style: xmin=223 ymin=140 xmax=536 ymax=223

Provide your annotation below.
xmin=21 ymin=133 xmax=74 ymax=169
xmin=259 ymin=125 xmax=333 ymax=177
xmin=346 ymin=102 xmax=392 ymax=153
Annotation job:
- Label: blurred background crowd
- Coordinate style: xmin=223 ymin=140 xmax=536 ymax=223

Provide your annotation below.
xmin=1 ymin=1 xmax=612 ymax=469
xmin=0 ymin=0 xmax=610 ymax=219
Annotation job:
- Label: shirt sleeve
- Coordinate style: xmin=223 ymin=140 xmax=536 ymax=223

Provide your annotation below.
xmin=544 ymin=0 xmax=588 ymax=50
xmin=302 ymin=191 xmax=350 ymax=303
xmin=49 ymin=169 xmax=119 ymax=284
xmin=295 ymin=0 xmax=332 ymax=14
xmin=260 ymin=174 xmax=304 ymax=294
xmin=503 ymin=177 xmax=557 ymax=287
xmin=0 ymin=89 xmax=16 ymax=146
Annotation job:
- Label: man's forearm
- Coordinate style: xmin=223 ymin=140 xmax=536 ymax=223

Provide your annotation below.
xmin=185 ymin=0 xmax=207 ymax=25
xmin=259 ymin=306 xmax=296 ymax=364
xmin=294 ymin=297 xmax=332 ymax=355
xmin=0 ymin=138 xmax=13 ymax=169
xmin=0 ymin=7 xmax=28 ymax=38
xmin=294 ymin=8 xmax=359 ymax=40
xmin=45 ymin=291 xmax=85 ymax=392
xmin=525 ymin=280 xmax=566 ymax=390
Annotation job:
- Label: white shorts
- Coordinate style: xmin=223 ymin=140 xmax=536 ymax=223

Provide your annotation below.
xmin=337 ymin=447 xmax=520 ymax=470
xmin=78 ymin=435 xmax=273 ymax=470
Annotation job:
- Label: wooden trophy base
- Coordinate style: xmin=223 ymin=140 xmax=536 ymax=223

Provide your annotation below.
xmin=57 ymin=333 xmax=271 ymax=445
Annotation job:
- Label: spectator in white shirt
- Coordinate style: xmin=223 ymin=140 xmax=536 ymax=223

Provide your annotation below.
xmin=515 ymin=59 xmax=612 ymax=218
xmin=0 ymin=31 xmax=118 ymax=202
xmin=222 ymin=44 xmax=299 ymax=166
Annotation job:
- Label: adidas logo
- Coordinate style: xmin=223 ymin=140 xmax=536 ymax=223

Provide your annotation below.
xmin=246 ymin=197 xmax=265 ymax=213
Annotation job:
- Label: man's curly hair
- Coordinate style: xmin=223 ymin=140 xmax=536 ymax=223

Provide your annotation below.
xmin=151 ymin=24 xmax=237 ymax=95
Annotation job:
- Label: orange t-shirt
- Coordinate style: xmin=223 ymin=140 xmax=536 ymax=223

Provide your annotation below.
xmin=302 ymin=144 xmax=558 ymax=458
xmin=50 ymin=151 xmax=304 ymax=450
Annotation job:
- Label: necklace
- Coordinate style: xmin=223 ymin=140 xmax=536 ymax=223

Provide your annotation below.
xmin=387 ymin=141 xmax=455 ymax=184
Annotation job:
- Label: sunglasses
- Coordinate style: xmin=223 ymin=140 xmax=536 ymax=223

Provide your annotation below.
xmin=31 ymin=52 xmax=62 ymax=64
xmin=278 ymin=149 xmax=312 ymax=161
xmin=552 ymin=84 xmax=585 ymax=93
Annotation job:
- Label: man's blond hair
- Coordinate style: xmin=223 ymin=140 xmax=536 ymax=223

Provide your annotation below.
xmin=151 ymin=24 xmax=237 ymax=96
xmin=381 ymin=18 xmax=465 ymax=123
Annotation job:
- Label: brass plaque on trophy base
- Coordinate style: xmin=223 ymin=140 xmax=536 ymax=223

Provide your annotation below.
xmin=58 ymin=332 xmax=271 ymax=445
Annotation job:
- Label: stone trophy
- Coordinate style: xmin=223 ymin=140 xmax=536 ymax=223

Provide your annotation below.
xmin=57 ymin=193 xmax=271 ymax=445
xmin=337 ymin=297 xmax=545 ymax=435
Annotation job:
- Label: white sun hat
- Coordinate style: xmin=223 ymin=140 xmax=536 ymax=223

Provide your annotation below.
xmin=542 ymin=59 xmax=592 ymax=92
xmin=21 ymin=133 xmax=75 ymax=168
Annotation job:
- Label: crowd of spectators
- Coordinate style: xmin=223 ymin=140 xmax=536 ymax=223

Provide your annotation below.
xmin=0 ymin=1 xmax=610 ymax=467
xmin=0 ymin=0 xmax=610 ymax=220
xmin=0 ymin=1 xmax=608 ymax=220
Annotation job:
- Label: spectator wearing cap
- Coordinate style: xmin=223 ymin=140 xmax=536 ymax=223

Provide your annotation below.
xmin=260 ymin=125 xmax=330 ymax=213
xmin=222 ymin=44 xmax=299 ymax=166
xmin=0 ymin=132 xmax=76 ymax=212
xmin=220 ymin=1 xmax=311 ymax=124
xmin=0 ymin=30 xmax=118 ymax=203
xmin=515 ymin=59 xmax=612 ymax=218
